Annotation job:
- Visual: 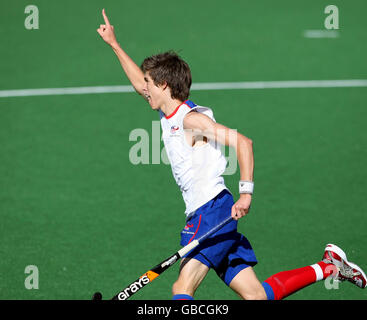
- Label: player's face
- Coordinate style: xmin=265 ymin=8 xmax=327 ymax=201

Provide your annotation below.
xmin=143 ymin=73 xmax=164 ymax=110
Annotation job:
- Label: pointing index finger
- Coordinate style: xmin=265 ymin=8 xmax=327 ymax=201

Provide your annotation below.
xmin=102 ymin=8 xmax=111 ymax=26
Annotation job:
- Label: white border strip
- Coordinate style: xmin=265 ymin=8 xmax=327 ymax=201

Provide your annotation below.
xmin=1 ymin=79 xmax=366 ymax=98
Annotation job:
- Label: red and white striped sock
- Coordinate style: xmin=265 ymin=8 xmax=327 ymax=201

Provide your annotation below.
xmin=263 ymin=261 xmax=337 ymax=300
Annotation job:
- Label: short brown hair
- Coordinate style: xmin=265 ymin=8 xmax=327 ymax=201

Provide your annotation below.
xmin=141 ymin=51 xmax=192 ymax=101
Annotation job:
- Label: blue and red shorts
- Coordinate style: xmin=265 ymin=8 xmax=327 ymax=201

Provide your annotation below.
xmin=180 ymin=189 xmax=258 ymax=286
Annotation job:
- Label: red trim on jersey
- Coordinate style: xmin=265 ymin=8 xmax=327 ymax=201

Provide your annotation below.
xmin=165 ymin=100 xmax=188 ymax=119
xmin=188 ymin=215 xmax=201 ymax=244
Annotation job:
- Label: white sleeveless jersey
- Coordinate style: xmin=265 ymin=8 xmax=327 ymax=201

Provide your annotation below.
xmin=159 ymin=100 xmax=228 ymax=216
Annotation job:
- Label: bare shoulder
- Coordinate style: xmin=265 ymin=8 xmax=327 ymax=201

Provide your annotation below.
xmin=183 ymin=110 xmax=214 ymax=130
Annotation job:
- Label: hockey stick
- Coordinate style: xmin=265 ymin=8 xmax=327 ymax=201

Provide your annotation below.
xmin=92 ymin=215 xmax=233 ymax=300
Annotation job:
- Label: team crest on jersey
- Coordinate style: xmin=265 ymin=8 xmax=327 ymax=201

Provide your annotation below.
xmin=182 ymin=222 xmax=195 ymax=235
xmin=184 ymin=223 xmax=193 ymax=231
xmin=170 ymin=125 xmax=180 ymax=134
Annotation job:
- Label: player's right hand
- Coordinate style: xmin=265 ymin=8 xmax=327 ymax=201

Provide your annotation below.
xmin=231 ymin=194 xmax=252 ymax=221
xmin=97 ymin=9 xmax=118 ymax=47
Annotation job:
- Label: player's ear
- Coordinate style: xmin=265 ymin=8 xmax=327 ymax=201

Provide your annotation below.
xmin=160 ymin=81 xmax=168 ymax=90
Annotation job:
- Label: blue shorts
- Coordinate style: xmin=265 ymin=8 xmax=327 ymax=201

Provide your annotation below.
xmin=180 ymin=189 xmax=257 ymax=286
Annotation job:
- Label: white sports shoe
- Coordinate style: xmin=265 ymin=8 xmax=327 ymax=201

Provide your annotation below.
xmin=323 ymin=244 xmax=367 ymax=289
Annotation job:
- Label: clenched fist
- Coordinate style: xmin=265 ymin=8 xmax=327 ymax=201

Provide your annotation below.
xmin=231 ymin=194 xmax=252 ymax=221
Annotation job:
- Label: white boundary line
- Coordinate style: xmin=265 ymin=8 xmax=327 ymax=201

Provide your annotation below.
xmin=0 ymin=79 xmax=366 ymax=98
xmin=303 ymin=30 xmax=339 ymax=38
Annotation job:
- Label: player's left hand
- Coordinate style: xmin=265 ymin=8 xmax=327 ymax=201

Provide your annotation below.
xmin=231 ymin=194 xmax=252 ymax=220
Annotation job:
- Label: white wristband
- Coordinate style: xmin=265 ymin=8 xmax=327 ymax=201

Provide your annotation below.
xmin=239 ymin=181 xmax=254 ymax=194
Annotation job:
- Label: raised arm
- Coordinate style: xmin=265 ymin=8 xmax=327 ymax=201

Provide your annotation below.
xmin=97 ymin=9 xmax=146 ymax=98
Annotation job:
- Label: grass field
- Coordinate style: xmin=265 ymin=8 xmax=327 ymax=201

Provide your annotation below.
xmin=0 ymin=0 xmax=366 ymax=300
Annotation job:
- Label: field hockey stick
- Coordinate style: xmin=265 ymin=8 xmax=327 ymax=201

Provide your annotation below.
xmin=92 ymin=215 xmax=233 ymax=300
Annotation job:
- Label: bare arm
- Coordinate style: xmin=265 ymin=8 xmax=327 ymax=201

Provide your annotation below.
xmin=97 ymin=9 xmax=146 ymax=98
xmin=183 ymin=112 xmax=254 ymax=220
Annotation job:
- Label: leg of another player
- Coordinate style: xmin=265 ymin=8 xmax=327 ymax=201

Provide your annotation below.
xmin=172 ymin=258 xmax=210 ymax=300
xmin=229 ymin=267 xmax=268 ymax=300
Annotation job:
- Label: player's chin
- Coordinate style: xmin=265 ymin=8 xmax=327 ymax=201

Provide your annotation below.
xmin=149 ymin=101 xmax=159 ymax=110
